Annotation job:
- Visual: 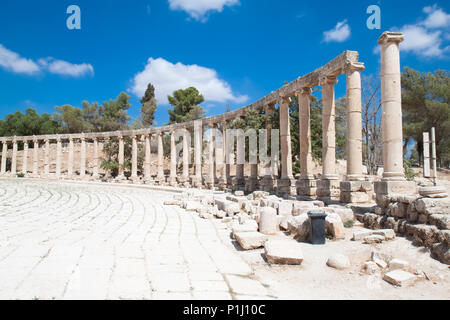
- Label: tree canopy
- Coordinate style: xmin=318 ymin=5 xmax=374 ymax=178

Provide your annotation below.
xmin=168 ymin=87 xmax=205 ymax=124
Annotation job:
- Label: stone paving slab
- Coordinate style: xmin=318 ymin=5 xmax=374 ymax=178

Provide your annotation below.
xmin=0 ymin=179 xmax=270 ymax=300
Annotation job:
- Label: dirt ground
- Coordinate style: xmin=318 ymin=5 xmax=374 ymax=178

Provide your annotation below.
xmin=226 ymin=224 xmax=450 ymax=300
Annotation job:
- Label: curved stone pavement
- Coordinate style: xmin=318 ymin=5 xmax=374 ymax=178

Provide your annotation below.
xmin=0 ymin=179 xmax=273 ymax=300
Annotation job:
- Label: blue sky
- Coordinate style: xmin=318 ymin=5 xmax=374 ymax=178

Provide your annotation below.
xmin=0 ymin=0 xmax=449 ymax=127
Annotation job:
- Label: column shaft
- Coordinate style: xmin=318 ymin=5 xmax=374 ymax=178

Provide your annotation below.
xmin=144 ymin=135 xmax=151 ymax=181
xmin=1 ymin=142 xmax=7 ymax=174
xmin=131 ymin=135 xmax=138 ymax=181
xmin=321 ymin=77 xmax=338 ymax=180
xmin=56 ymin=138 xmax=62 ymax=178
xmin=33 ymin=140 xmax=39 ymax=176
xmin=118 ymin=136 xmax=125 ymax=179
xmin=80 ymin=138 xmax=86 ymax=178
xmin=44 ymin=139 xmax=50 ymax=176
xmin=93 ymin=138 xmax=99 ymax=178
xmin=11 ymin=140 xmax=17 ymax=174
xmin=297 ymin=88 xmax=314 ymax=180
xmin=22 ymin=141 xmax=28 ymax=174
xmin=182 ymin=129 xmax=190 ymax=182
xmin=279 ymin=97 xmax=293 ymax=179
xmin=169 ymin=131 xmax=177 ymax=184
xmin=68 ymin=139 xmax=74 ymax=177
xmin=157 ymin=133 xmax=165 ymax=181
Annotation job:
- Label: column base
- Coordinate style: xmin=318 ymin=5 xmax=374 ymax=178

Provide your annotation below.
xmin=191 ymin=176 xmax=202 ymax=188
xmin=317 ymin=178 xmax=341 ymax=202
xmin=277 ymin=177 xmax=297 ymax=197
xmin=296 ymin=179 xmax=317 ymax=198
xmin=168 ymin=176 xmax=178 ymax=186
xmin=155 ymin=175 xmax=166 ymax=185
xmin=231 ymin=176 xmax=245 ymax=192
xmin=340 ymin=180 xmax=373 ymax=204
xmin=259 ymin=175 xmax=277 ymax=194
xmin=218 ymin=177 xmax=227 ymax=190
xmin=245 ymin=177 xmax=259 ymax=193
xmin=374 ymin=180 xmax=417 ymax=207
xmin=131 ymin=175 xmax=141 ymax=184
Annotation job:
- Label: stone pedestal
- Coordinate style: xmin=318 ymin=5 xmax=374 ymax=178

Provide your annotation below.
xmin=277 ymin=178 xmax=297 ymax=197
xmin=296 ymin=179 xmax=317 ymax=198
xmin=340 ymin=181 xmax=373 ymax=204
xmin=245 ymin=177 xmax=259 ymax=193
xmin=231 ymin=176 xmax=245 ymax=192
xmin=317 ymin=179 xmax=340 ymax=202
xmin=259 ymin=175 xmax=277 ymax=193
xmin=418 ymin=185 xmax=448 ymax=198
xmin=374 ymin=180 xmax=417 ymax=207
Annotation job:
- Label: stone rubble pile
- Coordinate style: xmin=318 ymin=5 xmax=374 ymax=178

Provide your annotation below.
xmin=356 ymin=195 xmax=450 ymax=264
xmin=164 ymin=189 xmax=357 ymax=265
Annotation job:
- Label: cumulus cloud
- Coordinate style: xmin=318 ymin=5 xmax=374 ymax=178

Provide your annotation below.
xmin=323 ymin=20 xmax=351 ymax=43
xmin=130 ymin=57 xmax=248 ymax=105
xmin=38 ymin=58 xmax=94 ymax=77
xmin=168 ymin=0 xmax=239 ymax=21
xmin=423 ymin=4 xmax=450 ymax=29
xmin=0 ymin=44 xmax=40 ymax=75
xmin=0 ymin=43 xmax=94 ymax=77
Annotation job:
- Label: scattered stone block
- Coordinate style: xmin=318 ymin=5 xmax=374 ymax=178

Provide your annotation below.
xmin=278 ymin=201 xmax=293 ymax=216
xmin=235 ymin=191 xmax=244 ymax=196
xmin=383 ymin=270 xmax=416 ymax=286
xmin=258 ymin=207 xmax=277 ymax=235
xmin=364 ymin=235 xmax=385 ymax=244
xmin=389 ymin=259 xmax=409 ymax=270
xmin=287 ymin=213 xmax=311 ymax=242
xmin=374 ymin=229 xmax=396 ymax=240
xmin=363 ymin=261 xmax=380 ymax=275
xmin=326 ymin=253 xmax=350 ymax=270
xmin=325 ymin=213 xmax=345 ymax=240
xmin=234 ymin=232 xmax=268 ymax=250
xmin=352 ymin=229 xmax=375 ymax=241
xmin=185 ymin=201 xmax=202 ymax=212
xmin=264 ymin=240 xmax=304 ymax=265
xmin=163 ymin=200 xmax=180 ymax=206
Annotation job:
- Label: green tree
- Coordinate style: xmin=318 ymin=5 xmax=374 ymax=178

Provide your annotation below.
xmin=402 ymin=67 xmax=450 ymax=167
xmin=168 ymin=87 xmax=205 ymax=124
xmin=99 ymin=92 xmax=131 ymax=131
xmin=138 ymin=83 xmax=158 ymax=127
xmin=82 ymin=101 xmax=102 ymax=132
xmin=54 ymin=104 xmax=87 ymax=133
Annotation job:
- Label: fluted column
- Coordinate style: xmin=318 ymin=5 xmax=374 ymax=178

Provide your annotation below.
xmin=279 ymin=96 xmax=293 ymax=179
xmin=144 ymin=134 xmax=152 ymax=182
xmin=11 ymin=139 xmax=17 ymax=175
xmin=1 ymin=141 xmax=7 ymax=175
xmin=321 ymin=76 xmax=338 ymax=180
xmin=92 ymin=138 xmax=99 ymax=179
xmin=22 ymin=140 xmax=28 ymax=175
xmin=67 ymin=138 xmax=74 ymax=178
xmin=80 ymin=137 xmax=86 ymax=179
xmin=169 ymin=130 xmax=177 ymax=186
xmin=55 ymin=137 xmax=62 ymax=178
xmin=206 ymin=124 xmax=216 ymax=188
xmin=379 ymin=31 xmax=406 ymax=181
xmin=297 ymin=88 xmax=314 ymax=180
xmin=157 ymin=132 xmax=165 ymax=183
xmin=33 ymin=138 xmax=39 ymax=177
xmin=44 ymin=139 xmax=50 ymax=176
xmin=182 ymin=129 xmax=190 ymax=184
xmin=131 ymin=135 xmax=139 ymax=183
xmin=117 ymin=135 xmax=125 ymax=180
xmin=345 ymin=62 xmax=365 ymax=181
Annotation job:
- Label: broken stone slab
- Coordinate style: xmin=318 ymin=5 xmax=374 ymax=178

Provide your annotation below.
xmin=278 ymin=216 xmax=291 ymax=231
xmin=234 ymin=232 xmax=268 ymax=250
xmin=415 ymin=197 xmax=450 ymax=215
xmin=333 ymin=208 xmax=355 ymax=223
xmin=235 ymin=190 xmax=245 ymax=196
xmin=163 ymin=200 xmax=181 ymax=206
xmin=225 ymin=202 xmax=241 ymax=216
xmin=184 ymin=201 xmax=202 ymax=212
xmin=326 ymin=253 xmax=350 ymax=270
xmin=364 ymin=234 xmax=385 ymax=244
xmin=362 ymin=261 xmax=380 ymax=275
xmin=232 ymin=223 xmax=258 ymax=237
xmin=325 ymin=213 xmax=345 ymax=240
xmin=252 ymin=191 xmax=269 ymax=200
xmin=259 ymin=207 xmax=278 ymax=235
xmin=264 ymin=240 xmax=304 ymax=265
xmin=429 ymin=214 xmax=450 ymax=230
xmin=278 ymin=201 xmax=294 ymax=216
xmin=287 ymin=213 xmax=311 ymax=242
xmin=389 ymin=259 xmax=409 ymax=270
xmin=352 ymin=229 xmax=395 ymax=241
xmin=383 ymin=270 xmax=416 ymax=286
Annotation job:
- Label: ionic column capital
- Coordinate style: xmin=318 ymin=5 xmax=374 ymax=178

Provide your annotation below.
xmin=279 ymin=95 xmax=291 ymax=104
xmin=296 ymin=87 xmax=313 ymax=96
xmin=319 ymin=76 xmax=338 ymax=86
xmin=378 ymin=31 xmax=404 ymax=45
xmin=345 ymin=61 xmax=365 ymax=72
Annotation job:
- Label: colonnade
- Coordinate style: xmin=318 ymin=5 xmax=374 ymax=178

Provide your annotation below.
xmin=0 ymin=32 xmax=410 ymax=203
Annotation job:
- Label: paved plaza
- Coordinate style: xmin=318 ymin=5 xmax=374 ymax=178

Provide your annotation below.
xmin=0 ymin=179 xmax=271 ymax=300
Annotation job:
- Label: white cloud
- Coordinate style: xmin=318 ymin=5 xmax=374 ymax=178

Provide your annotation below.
xmin=38 ymin=58 xmax=94 ymax=77
xmin=0 ymin=44 xmax=40 ymax=75
xmin=423 ymin=4 xmax=450 ymax=29
xmin=399 ymin=24 xmax=446 ymax=58
xmin=168 ymin=0 xmax=239 ymax=21
xmin=323 ymin=20 xmax=351 ymax=43
xmin=0 ymin=43 xmax=94 ymax=77
xmin=130 ymin=57 xmax=248 ymax=105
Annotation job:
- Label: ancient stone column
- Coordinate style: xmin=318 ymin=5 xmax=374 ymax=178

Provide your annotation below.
xmin=80 ymin=137 xmax=86 ymax=179
xmin=345 ymin=62 xmax=365 ymax=181
xmin=131 ymin=135 xmax=139 ymax=183
xmin=233 ymin=119 xmax=245 ymax=191
xmin=11 ymin=139 xmax=17 ymax=175
xmin=33 ymin=138 xmax=39 ymax=177
xmin=67 ymin=138 xmax=74 ymax=178
xmin=219 ymin=121 xmax=228 ymax=189
xmin=318 ymin=76 xmax=340 ymax=201
xmin=156 ymin=132 xmax=165 ymax=183
xmin=144 ymin=134 xmax=152 ymax=182
xmin=0 ymin=141 xmax=7 ymax=175
xmin=379 ymin=32 xmax=406 ymax=181
xmin=206 ymin=124 xmax=216 ymax=188
xmin=260 ymin=104 xmax=277 ymax=193
xmin=44 ymin=139 xmax=50 ymax=176
xmin=192 ymin=121 xmax=203 ymax=188
xmin=374 ymin=32 xmax=416 ymax=203
xmin=22 ymin=140 xmax=28 ymax=175
xmin=92 ymin=138 xmax=99 ymax=179
xmin=321 ymin=76 xmax=338 ymax=180
xmin=182 ymin=128 xmax=190 ymax=185
xmin=296 ymin=88 xmax=317 ymax=197
xmin=169 ymin=130 xmax=177 ymax=186
xmin=117 ymin=135 xmax=125 ymax=180
xmin=55 ymin=137 xmax=62 ymax=179
xmin=278 ymin=96 xmax=296 ymax=195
